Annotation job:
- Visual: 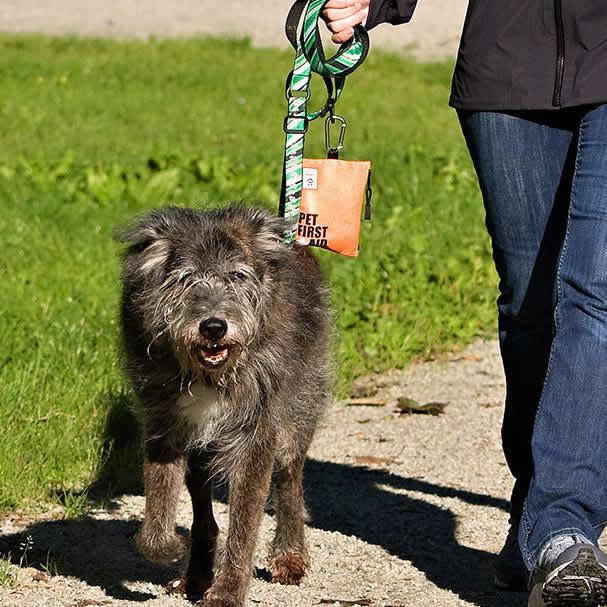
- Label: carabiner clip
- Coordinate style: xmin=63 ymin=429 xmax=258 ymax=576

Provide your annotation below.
xmin=325 ymin=114 xmax=347 ymax=158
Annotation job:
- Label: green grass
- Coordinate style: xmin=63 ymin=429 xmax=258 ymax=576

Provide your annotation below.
xmin=0 ymin=555 xmax=16 ymax=589
xmin=0 ymin=534 xmax=33 ymax=588
xmin=0 ymin=35 xmax=497 ymax=514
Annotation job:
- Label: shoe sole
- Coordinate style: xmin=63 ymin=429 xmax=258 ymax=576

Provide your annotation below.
xmin=529 ymin=547 xmax=607 ymax=607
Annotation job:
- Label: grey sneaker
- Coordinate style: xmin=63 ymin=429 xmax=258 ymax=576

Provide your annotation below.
xmin=528 ymin=534 xmax=607 ymax=607
xmin=494 ymin=519 xmax=528 ymax=591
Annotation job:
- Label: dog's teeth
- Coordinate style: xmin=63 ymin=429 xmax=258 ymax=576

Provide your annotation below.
xmin=201 ymin=346 xmax=229 ymax=366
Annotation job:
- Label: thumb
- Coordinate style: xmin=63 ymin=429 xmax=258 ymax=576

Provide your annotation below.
xmin=332 ymin=26 xmax=355 ymax=43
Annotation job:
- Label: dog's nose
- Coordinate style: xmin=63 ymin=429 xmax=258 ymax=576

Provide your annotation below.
xmin=199 ymin=317 xmax=228 ymax=340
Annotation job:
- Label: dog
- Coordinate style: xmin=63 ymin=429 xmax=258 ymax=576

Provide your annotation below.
xmin=117 ymin=205 xmax=332 ymax=607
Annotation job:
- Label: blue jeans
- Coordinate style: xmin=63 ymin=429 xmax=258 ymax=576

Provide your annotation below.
xmin=459 ymin=104 xmax=607 ymax=570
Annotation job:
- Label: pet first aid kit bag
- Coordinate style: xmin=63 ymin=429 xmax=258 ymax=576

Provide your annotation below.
xmin=279 ymin=0 xmax=373 ymax=257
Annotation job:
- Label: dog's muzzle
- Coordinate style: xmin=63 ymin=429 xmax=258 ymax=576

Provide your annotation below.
xmin=197 ymin=317 xmax=234 ymax=369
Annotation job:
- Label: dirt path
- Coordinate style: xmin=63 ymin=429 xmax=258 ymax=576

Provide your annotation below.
xmin=0 ymin=0 xmax=468 ymax=60
xmin=0 ymin=339 xmax=539 ymax=607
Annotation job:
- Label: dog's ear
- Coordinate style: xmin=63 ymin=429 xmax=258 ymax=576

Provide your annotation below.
xmin=115 ymin=210 xmax=177 ymax=273
xmin=116 ymin=210 xmax=172 ymax=247
xmin=243 ymin=208 xmax=289 ymax=260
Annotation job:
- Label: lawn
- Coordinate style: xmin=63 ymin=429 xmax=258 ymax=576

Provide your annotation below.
xmin=0 ymin=36 xmax=497 ymax=513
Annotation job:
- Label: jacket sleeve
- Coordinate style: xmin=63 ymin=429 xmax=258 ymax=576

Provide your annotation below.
xmin=365 ymin=0 xmax=418 ymax=30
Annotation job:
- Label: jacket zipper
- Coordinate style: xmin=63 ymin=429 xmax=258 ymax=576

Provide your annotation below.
xmin=553 ymin=0 xmax=565 ymax=107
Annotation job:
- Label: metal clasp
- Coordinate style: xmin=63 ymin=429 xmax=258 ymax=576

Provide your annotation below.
xmin=325 ymin=114 xmax=347 ymax=156
xmin=285 ymin=86 xmax=311 ymax=103
xmin=283 ymin=114 xmax=309 ymax=135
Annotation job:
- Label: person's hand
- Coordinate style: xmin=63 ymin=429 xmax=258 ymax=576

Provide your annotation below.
xmin=321 ymin=0 xmax=370 ymax=44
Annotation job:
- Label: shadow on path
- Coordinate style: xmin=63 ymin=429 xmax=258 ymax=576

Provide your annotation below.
xmin=0 ymin=394 xmax=525 ymax=606
xmin=0 ymin=517 xmax=183 ymax=601
xmin=304 ymin=458 xmax=525 ymax=607
xmin=0 ymin=457 xmax=524 ymax=606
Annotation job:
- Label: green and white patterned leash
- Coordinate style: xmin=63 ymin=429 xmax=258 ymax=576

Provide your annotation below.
xmin=279 ymin=0 xmax=370 ymax=244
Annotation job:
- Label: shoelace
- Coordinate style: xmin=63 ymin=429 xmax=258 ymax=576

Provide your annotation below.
xmin=539 ymin=534 xmax=593 ymax=568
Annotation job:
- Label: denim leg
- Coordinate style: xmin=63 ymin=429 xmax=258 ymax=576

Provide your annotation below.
xmin=458 ymin=110 xmax=576 ymax=520
xmin=521 ymin=103 xmax=607 ymax=568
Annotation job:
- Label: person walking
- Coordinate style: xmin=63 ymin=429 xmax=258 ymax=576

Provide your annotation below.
xmin=323 ymin=2 xmax=607 ymax=606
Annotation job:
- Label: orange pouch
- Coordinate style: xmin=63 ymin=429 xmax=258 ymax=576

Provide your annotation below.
xmin=296 ymin=158 xmax=371 ymax=257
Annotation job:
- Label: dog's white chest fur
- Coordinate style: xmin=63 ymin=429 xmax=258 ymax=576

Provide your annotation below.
xmin=176 ymin=383 xmax=222 ymax=427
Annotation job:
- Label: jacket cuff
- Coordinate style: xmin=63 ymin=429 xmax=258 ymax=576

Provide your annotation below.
xmin=365 ymin=0 xmax=418 ymax=31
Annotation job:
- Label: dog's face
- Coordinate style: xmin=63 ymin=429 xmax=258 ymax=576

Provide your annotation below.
xmin=119 ymin=207 xmax=287 ymax=378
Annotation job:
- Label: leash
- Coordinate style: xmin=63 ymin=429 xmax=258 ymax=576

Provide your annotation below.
xmin=279 ymin=0 xmax=370 ymax=245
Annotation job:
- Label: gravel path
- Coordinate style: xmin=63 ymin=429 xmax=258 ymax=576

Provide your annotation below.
xmin=0 ymin=339 xmax=537 ymax=607
xmin=0 ymin=0 xmax=468 ymax=59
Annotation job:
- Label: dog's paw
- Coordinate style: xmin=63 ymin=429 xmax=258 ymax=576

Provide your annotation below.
xmin=195 ymin=591 xmax=242 ymax=607
xmin=167 ymin=574 xmax=213 ymax=599
xmin=135 ymin=527 xmax=189 ymax=565
xmin=270 ymin=552 xmax=309 ymax=585
xmin=167 ymin=578 xmax=188 ymax=595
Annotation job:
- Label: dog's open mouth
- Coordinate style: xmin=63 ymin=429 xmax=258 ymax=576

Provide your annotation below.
xmin=199 ymin=343 xmax=230 ymax=368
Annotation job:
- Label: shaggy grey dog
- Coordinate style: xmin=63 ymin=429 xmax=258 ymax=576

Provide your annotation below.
xmin=117 ymin=205 xmax=332 ymax=607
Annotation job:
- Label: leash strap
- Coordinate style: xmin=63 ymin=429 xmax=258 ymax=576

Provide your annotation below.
xmin=280 ymin=0 xmax=370 ymax=244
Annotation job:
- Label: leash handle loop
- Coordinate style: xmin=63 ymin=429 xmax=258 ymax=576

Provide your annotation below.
xmin=279 ymin=0 xmax=370 ymax=244
xmin=285 ymin=0 xmax=369 ymax=81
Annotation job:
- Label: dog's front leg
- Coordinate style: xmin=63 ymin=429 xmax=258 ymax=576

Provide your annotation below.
xmin=181 ymin=449 xmax=218 ymax=598
xmin=269 ymin=454 xmax=310 ymax=585
xmin=135 ymin=440 xmax=188 ymax=565
xmin=200 ymin=442 xmax=274 ymax=607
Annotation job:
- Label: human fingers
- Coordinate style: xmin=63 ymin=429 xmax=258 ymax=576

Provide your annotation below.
xmin=325 ymin=6 xmax=368 ymax=35
xmin=324 ymin=0 xmax=370 ymax=16
xmin=322 ymin=0 xmax=357 ymax=12
xmin=331 ymin=26 xmax=355 ymax=44
xmin=323 ymin=5 xmax=362 ymax=24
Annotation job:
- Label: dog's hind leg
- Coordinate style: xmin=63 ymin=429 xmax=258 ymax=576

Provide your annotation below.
xmin=200 ymin=442 xmax=274 ymax=607
xmin=179 ymin=449 xmax=218 ymax=599
xmin=135 ymin=441 xmax=188 ymax=565
xmin=269 ymin=452 xmax=310 ymax=585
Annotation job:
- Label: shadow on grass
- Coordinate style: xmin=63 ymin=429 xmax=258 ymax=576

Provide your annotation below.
xmin=1 ymin=442 xmax=524 ymax=607
xmin=87 ymin=390 xmax=144 ymax=504
xmin=47 ymin=390 xmax=145 ymax=511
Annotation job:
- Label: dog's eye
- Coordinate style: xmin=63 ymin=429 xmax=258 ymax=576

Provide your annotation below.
xmin=229 ymin=270 xmax=248 ymax=282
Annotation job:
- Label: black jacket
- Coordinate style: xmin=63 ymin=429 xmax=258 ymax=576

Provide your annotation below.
xmin=366 ymin=1 xmax=607 ymax=110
